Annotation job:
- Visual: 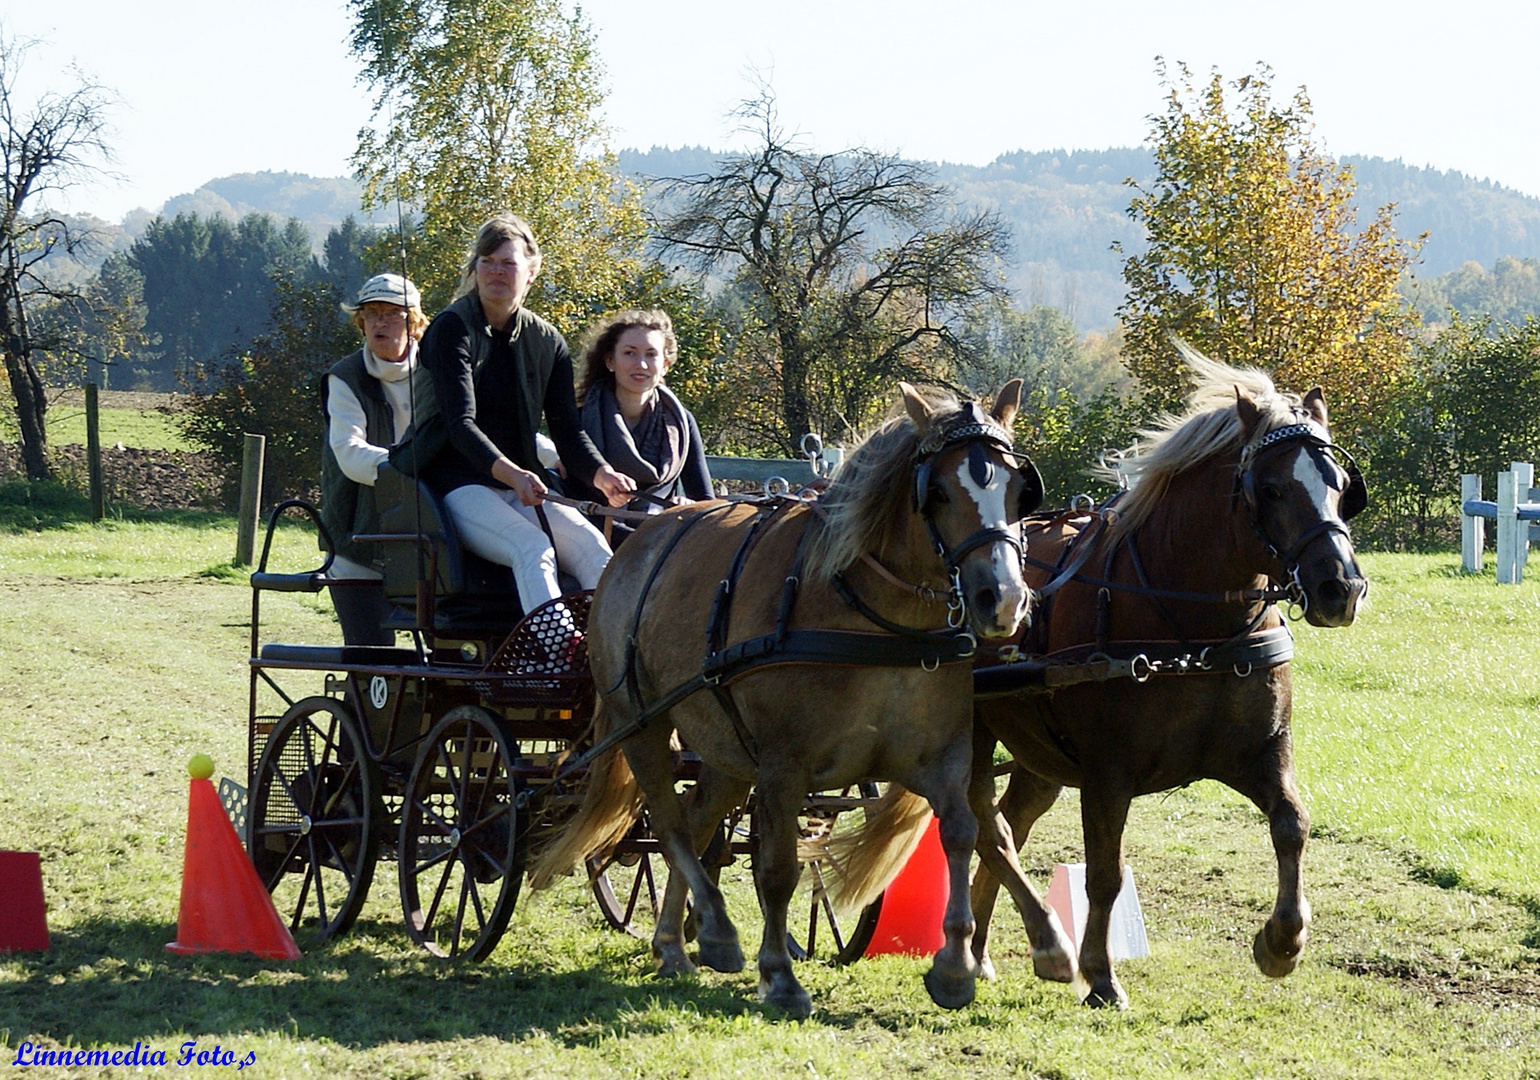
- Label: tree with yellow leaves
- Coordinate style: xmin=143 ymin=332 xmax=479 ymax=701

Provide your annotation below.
xmin=1118 ymin=63 xmax=1421 ymax=431
xmin=348 ymin=0 xmax=646 ymax=328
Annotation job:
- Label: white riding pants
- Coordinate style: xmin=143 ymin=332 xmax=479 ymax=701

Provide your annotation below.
xmin=443 ymin=484 xmax=612 ymax=611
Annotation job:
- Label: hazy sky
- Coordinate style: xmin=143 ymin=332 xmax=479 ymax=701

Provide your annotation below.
xmin=8 ymin=0 xmax=1538 ymax=221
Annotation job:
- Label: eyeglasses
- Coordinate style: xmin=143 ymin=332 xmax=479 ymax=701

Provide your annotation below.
xmin=362 ymin=308 xmax=409 ymax=325
xmin=477 ymin=257 xmax=526 ymax=276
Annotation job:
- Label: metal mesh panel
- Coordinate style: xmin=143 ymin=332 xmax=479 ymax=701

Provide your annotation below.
xmin=485 ymin=593 xmax=592 ymax=676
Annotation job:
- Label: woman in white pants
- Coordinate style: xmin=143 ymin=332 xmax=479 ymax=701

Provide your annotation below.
xmin=416 ymin=215 xmax=633 ymax=620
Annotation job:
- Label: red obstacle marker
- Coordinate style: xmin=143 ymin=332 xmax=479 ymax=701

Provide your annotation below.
xmin=861 ymin=816 xmax=949 ymax=957
xmin=166 ymin=755 xmax=301 ymax=960
xmin=0 ymin=851 xmax=50 ymax=952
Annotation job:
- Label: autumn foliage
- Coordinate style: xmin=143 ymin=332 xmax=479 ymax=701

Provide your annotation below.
xmin=1118 ymin=64 xmax=1421 ymax=433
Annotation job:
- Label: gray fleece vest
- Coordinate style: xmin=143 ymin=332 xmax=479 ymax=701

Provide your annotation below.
xmin=320 ymin=349 xmax=394 ymax=566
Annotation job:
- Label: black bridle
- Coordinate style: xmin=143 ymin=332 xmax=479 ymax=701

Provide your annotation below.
xmin=1235 ymin=420 xmax=1367 ymax=592
xmin=912 ymin=407 xmax=1044 ymax=577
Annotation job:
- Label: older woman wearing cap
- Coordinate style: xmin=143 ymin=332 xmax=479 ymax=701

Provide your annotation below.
xmin=322 ymin=272 xmax=427 ymax=645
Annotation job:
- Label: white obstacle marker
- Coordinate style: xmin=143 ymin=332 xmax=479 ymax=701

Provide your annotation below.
xmin=1046 ymin=862 xmax=1150 ymax=961
xmin=1461 ymin=462 xmax=1540 ymax=583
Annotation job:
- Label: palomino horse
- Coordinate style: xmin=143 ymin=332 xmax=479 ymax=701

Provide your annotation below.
xmin=532 ymin=382 xmax=1041 ymax=1018
xmin=837 ymin=349 xmax=1368 ymax=1008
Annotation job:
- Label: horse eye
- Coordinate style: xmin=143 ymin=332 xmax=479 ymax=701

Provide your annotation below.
xmin=930 ymin=487 xmax=950 ymax=505
xmin=1261 ymin=483 xmax=1285 ymax=501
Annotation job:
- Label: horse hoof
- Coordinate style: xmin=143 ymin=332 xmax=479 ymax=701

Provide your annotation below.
xmin=697 ymin=937 xmax=745 ymax=974
xmin=1080 ymin=980 xmax=1128 ymax=1010
xmin=1253 ymin=925 xmax=1304 ymax=978
xmin=977 ymin=953 xmax=997 ymax=983
xmin=757 ymin=982 xmax=813 ymax=1020
xmin=924 ymin=963 xmax=977 ymax=1010
xmin=655 ymin=953 xmax=697 ymax=978
xmin=1032 ymin=943 xmax=1078 ymax=984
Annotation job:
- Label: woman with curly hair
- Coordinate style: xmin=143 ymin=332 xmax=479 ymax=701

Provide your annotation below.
xmin=572 ymin=309 xmax=713 ymax=542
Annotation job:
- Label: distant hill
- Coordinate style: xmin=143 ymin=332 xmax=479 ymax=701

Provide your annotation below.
xmin=62 ymin=154 xmax=1540 ymax=331
xmin=622 ymin=147 xmax=1540 ymax=329
xmin=160 ymin=171 xmax=397 ymax=252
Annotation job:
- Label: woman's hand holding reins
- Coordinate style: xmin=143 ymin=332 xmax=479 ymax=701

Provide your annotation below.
xmin=592 ymin=464 xmax=637 ymax=508
xmin=492 ymin=458 xmax=549 ymax=506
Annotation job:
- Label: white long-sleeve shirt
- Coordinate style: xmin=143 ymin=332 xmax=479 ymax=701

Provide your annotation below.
xmin=326 ymin=345 xmax=417 ymax=486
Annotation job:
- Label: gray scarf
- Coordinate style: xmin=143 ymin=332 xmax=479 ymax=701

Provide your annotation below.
xmin=580 ymin=383 xmax=689 ymax=504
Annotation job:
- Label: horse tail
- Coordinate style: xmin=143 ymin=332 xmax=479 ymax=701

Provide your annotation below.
xmin=527 ymin=698 xmax=645 ymax=891
xmin=825 ymin=784 xmax=934 ymax=911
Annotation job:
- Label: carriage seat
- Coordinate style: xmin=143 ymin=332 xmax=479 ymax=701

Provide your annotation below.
xmin=257 ymin=643 xmax=425 ymax=668
xmin=370 ymin=463 xmax=525 ymax=636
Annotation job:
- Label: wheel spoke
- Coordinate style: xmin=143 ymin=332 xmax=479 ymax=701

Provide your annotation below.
xmin=308 ymin=835 xmax=330 ymax=928
xmin=451 ymin=863 xmax=474 ymax=956
xmin=321 ymin=831 xmax=357 ymax=888
xmin=421 ymin=840 xmax=458 ymax=933
xmin=455 ymin=724 xmax=475 ymax=826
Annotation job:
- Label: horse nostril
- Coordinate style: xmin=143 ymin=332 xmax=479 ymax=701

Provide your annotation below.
xmin=974 ymin=586 xmax=999 ymax=615
xmin=1317 ymin=578 xmax=1349 ymax=607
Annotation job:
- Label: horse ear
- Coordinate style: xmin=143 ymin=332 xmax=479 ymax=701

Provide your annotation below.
xmin=1303 ymin=386 xmax=1329 ymax=428
xmin=991 ymin=378 xmax=1023 ymax=429
xmin=1235 ymin=386 xmax=1264 ymax=442
xmin=899 ymin=381 xmax=933 ymax=432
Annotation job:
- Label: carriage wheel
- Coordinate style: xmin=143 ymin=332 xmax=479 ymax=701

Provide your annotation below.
xmin=398 ymin=705 xmax=524 ymax=960
xmin=248 ymin=696 xmax=380 ymax=943
xmin=588 ymin=812 xmax=679 ymax=939
xmin=785 ymin=783 xmax=884 ymax=965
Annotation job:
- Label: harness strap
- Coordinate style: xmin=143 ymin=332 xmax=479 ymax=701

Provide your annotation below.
xmin=975 ymin=623 xmax=1294 ymax=697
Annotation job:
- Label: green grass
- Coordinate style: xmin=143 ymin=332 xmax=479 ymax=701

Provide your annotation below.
xmin=44 ymin=404 xmax=194 ymax=452
xmin=1291 ymin=554 xmax=1540 ymax=900
xmin=1 ymin=544 xmax=1538 ymax=1077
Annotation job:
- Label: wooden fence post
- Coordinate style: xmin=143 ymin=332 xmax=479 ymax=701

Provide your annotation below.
xmin=234 ymin=433 xmax=265 ymax=567
xmin=1496 ymin=469 xmax=1518 ymax=584
xmin=84 ymin=383 xmax=105 ymax=522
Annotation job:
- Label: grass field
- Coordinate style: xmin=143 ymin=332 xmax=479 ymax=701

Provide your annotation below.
xmin=1 ymin=517 xmax=1538 ymax=1078
xmin=43 ymin=397 xmax=193 ymax=454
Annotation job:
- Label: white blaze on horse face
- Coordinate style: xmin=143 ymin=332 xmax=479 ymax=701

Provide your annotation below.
xmin=1292 ymin=447 xmax=1349 ymax=520
xmin=956 ymin=458 xmax=1010 ymax=531
xmin=953 ymin=455 xmax=1030 ymax=633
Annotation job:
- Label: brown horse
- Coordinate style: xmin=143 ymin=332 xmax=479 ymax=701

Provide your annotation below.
xmin=532 ymin=382 xmax=1040 ymax=1018
xmin=837 ymin=349 xmax=1368 ymax=1009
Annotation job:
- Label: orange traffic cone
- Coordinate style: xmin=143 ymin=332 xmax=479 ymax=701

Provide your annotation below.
xmin=166 ymin=754 xmax=301 ymax=960
xmin=0 ymin=850 xmax=50 ymax=952
xmin=861 ymin=816 xmax=949 ymax=958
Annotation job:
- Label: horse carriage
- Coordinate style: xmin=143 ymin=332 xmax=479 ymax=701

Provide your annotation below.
xmin=240 ymin=456 xmax=883 ymax=963
xmin=237 ymin=359 xmax=1370 ymax=1018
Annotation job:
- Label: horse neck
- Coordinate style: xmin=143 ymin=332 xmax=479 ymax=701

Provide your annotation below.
xmin=851 ymin=513 xmax=952 ymax=626
xmin=1101 ymin=459 xmax=1272 ymax=637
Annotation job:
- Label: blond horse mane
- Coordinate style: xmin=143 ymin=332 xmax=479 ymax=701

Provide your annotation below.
xmin=1099 ymin=341 xmax=1312 ymax=543
xmin=803 ymin=386 xmax=963 ymax=583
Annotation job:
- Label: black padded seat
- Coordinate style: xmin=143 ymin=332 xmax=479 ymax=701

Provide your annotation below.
xmin=372 ymin=464 xmax=523 ymax=635
xmin=257 ymin=643 xmax=424 ymax=667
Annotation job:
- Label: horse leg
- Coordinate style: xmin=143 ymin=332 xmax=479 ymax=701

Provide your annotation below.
xmin=968 ymin=753 xmax=1075 ymax=985
xmin=624 ymin=729 xmax=744 ymax=976
xmin=917 ymin=743 xmax=982 ymax=1010
xmin=752 ymin=772 xmax=813 ymax=1018
xmin=1235 ymin=739 xmax=1312 ymax=978
xmin=1078 ymin=783 xmax=1132 ymax=1009
xmin=655 ymin=765 xmax=752 ymax=974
